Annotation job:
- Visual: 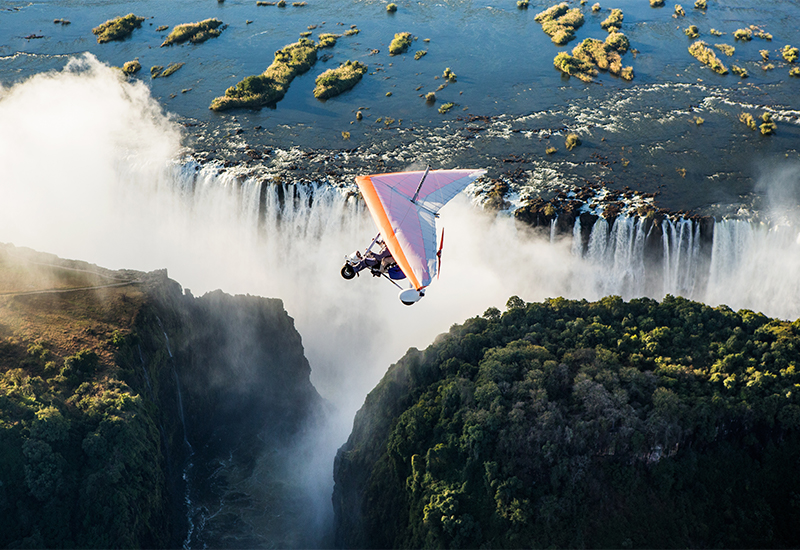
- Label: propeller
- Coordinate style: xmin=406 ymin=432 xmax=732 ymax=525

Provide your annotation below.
xmin=436 ymin=227 xmax=444 ymax=279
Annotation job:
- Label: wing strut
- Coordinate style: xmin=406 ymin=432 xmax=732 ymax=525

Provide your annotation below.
xmin=411 ymin=165 xmax=430 ymax=204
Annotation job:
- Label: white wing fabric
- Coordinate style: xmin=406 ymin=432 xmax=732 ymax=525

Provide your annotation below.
xmin=356 ymin=169 xmax=486 ymax=290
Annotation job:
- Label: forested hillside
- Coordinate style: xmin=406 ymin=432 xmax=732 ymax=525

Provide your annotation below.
xmin=0 ymin=244 xmax=322 ymax=548
xmin=334 ymin=295 xmax=800 ymax=548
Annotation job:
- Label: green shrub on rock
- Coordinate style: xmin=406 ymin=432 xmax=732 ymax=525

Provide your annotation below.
xmin=92 ymin=13 xmax=145 ymax=43
xmin=313 ymin=60 xmax=368 ymax=99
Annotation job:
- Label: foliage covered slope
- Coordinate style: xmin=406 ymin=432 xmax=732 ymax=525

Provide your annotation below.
xmin=0 ymin=244 xmax=322 ymax=548
xmin=333 ymin=295 xmax=800 ymax=548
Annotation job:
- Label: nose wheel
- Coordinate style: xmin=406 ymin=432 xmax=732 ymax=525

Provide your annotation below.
xmin=341 ymin=264 xmax=356 ymax=280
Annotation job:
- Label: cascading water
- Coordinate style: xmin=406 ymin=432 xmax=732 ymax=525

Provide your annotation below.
xmin=567 ymin=214 xmax=800 ymax=319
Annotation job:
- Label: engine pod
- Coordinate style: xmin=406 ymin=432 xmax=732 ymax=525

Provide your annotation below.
xmin=399 ymin=288 xmax=424 ymax=305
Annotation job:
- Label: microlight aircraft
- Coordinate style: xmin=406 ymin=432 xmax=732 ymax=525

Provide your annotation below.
xmin=341 ymin=167 xmax=486 ymax=305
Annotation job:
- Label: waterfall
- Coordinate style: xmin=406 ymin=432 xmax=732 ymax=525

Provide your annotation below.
xmin=570 ymin=215 xmax=800 ymax=319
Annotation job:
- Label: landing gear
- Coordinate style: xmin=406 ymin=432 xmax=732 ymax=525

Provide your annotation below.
xmin=341 ymin=264 xmax=356 ymax=280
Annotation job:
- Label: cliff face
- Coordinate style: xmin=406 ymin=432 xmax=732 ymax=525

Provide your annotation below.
xmin=0 ymin=244 xmax=323 ymax=548
xmin=333 ymin=296 xmax=800 ymax=549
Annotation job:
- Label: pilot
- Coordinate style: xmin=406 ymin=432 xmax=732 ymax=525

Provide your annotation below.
xmin=368 ymin=240 xmax=395 ymax=275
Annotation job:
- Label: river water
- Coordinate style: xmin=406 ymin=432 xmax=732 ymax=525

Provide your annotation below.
xmin=3 ymin=0 xmax=799 ymax=214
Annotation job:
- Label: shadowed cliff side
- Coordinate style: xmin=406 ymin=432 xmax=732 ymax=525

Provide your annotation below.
xmin=0 ymin=243 xmax=324 ymax=548
xmin=333 ymin=296 xmax=800 ymax=549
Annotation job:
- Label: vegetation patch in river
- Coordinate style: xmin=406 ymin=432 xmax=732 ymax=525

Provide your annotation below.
xmin=760 ymin=112 xmax=776 ymax=135
xmin=714 ymin=44 xmax=735 ymax=57
xmin=92 ymin=13 xmax=145 ymax=43
xmin=600 ymin=8 xmax=624 ymax=32
xmin=535 ymin=3 xmax=585 ymax=46
xmin=317 ymin=33 xmax=339 ymax=48
xmin=389 ymin=32 xmax=413 ymax=55
xmin=313 ymin=60 xmax=368 ymax=99
xmin=782 ymin=45 xmax=799 ymax=63
xmin=571 ymin=37 xmax=632 ymax=80
xmin=209 ymin=38 xmax=318 ymax=111
xmin=553 ymin=51 xmax=597 ymax=82
xmin=688 ymin=40 xmax=728 ymax=75
xmin=160 ymin=18 xmax=224 ymax=47
xmin=121 ymin=59 xmax=141 ymax=75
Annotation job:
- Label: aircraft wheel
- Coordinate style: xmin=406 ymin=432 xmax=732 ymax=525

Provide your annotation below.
xmin=341 ymin=264 xmax=356 ymax=280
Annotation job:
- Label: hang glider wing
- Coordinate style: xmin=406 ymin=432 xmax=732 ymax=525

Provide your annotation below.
xmin=356 ymin=168 xmax=486 ymax=290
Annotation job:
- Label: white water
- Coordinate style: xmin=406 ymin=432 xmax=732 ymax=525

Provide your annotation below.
xmin=3 ymin=54 xmax=800 ymax=548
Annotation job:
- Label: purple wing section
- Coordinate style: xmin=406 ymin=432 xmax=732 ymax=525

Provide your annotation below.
xmin=366 ymin=169 xmax=485 ymax=288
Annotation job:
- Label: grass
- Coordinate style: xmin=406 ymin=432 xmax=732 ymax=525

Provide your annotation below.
xmin=546 ymin=146 xmax=557 ymax=154
xmin=710 ymin=28 xmax=723 ymax=36
xmin=92 ymin=13 xmax=145 ymax=43
xmin=674 ymin=4 xmax=685 ymax=16
xmin=734 ymin=28 xmax=752 ymax=41
xmin=760 ymin=49 xmax=769 ymax=61
xmin=161 ymin=18 xmax=224 ymax=46
xmin=782 ymin=45 xmax=799 ymax=63
xmin=535 ymin=3 xmax=585 ymax=45
xmin=600 ymin=9 xmax=623 ymax=32
xmin=790 ymin=67 xmax=800 ymax=77
xmin=685 ymin=25 xmax=699 ymax=38
xmin=438 ymin=102 xmax=455 ymax=114
xmin=592 ymin=3 xmax=600 ymax=11
xmin=121 ymin=59 xmax=141 ymax=75
xmin=694 ymin=0 xmax=706 ymax=9
xmin=344 ymin=28 xmax=360 ymax=36
xmin=150 ymin=65 xmax=163 ymax=78
xmin=387 ymin=2 xmax=397 ymax=12
xmin=650 ymin=0 xmax=664 ymax=6
xmin=443 ymin=67 xmax=457 ymax=82
xmin=210 ymin=38 xmax=318 ymax=111
xmin=389 ymin=32 xmax=412 ymax=55
xmin=518 ymin=0 xmax=529 ymax=8
xmin=688 ymin=40 xmax=728 ymax=74
xmin=715 ymin=44 xmax=735 ymax=56
xmin=425 ymin=92 xmax=436 ymax=103
xmin=313 ymin=60 xmax=368 ymax=99
xmin=414 ymin=50 xmax=427 ymax=60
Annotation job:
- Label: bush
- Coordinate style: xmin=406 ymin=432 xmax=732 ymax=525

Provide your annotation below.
xmin=565 ymin=133 xmax=581 ymax=150
xmin=389 ymin=32 xmax=412 ymax=55
xmin=688 ymin=40 xmax=728 ymax=74
xmin=122 ymin=59 xmax=141 ymax=75
xmin=313 ymin=60 xmax=368 ymax=99
xmin=161 ymin=18 xmax=223 ymax=46
xmin=739 ymin=112 xmax=757 ymax=130
xmin=387 ymin=2 xmax=397 ymax=12
xmin=92 ymin=13 xmax=144 ymax=43
xmin=600 ymin=8 xmax=623 ymax=31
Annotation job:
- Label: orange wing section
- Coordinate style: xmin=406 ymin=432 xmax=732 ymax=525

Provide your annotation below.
xmin=356 ymin=175 xmax=423 ymax=290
